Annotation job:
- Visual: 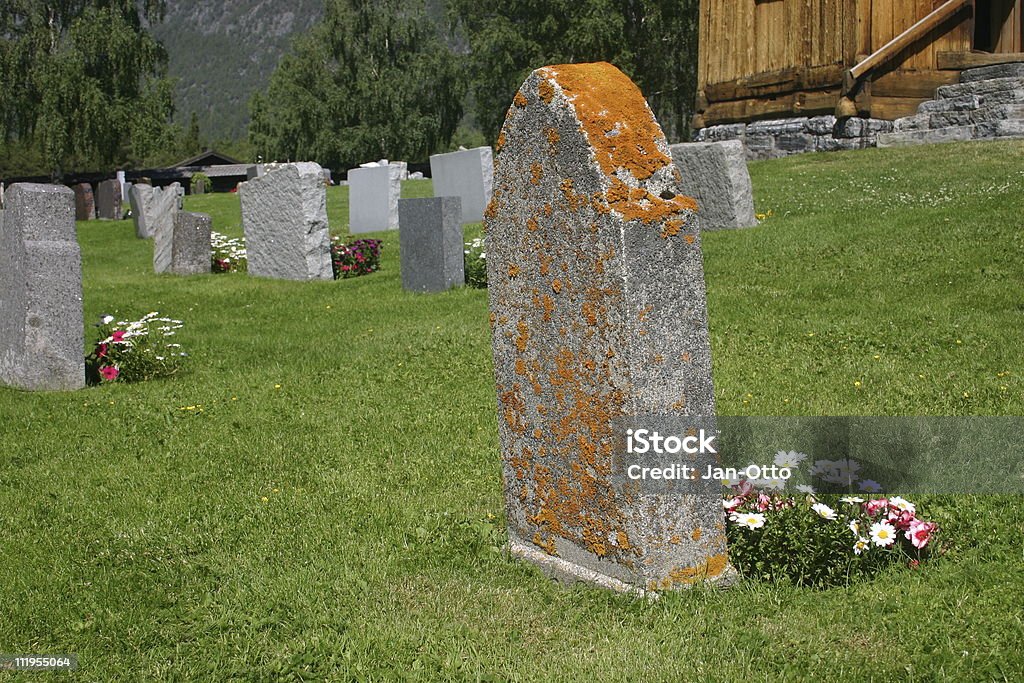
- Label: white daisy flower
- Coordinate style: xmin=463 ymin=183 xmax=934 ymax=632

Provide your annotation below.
xmin=853 ymin=538 xmax=870 ymax=555
xmin=870 ymin=521 xmax=897 ymax=547
xmin=840 ymin=496 xmax=865 ymax=504
xmin=888 ymin=496 xmax=916 ymax=515
xmin=729 ymin=512 xmax=766 ymax=530
xmin=812 ymin=503 xmax=837 ymax=520
xmin=773 ymin=450 xmax=807 ymax=469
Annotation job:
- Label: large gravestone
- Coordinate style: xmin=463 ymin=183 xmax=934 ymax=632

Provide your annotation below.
xmin=129 ymin=184 xmax=157 ymax=238
xmin=398 ymin=196 xmax=464 ymax=293
xmin=429 ymin=147 xmax=494 ymax=224
xmin=669 ymin=140 xmax=757 ymax=230
xmin=171 ymin=212 xmax=212 ymax=275
xmin=72 ymin=183 xmax=96 ymax=221
xmin=348 ymin=165 xmax=401 ymax=233
xmin=96 ymin=179 xmax=122 ymax=220
xmin=486 ymin=62 xmax=730 ymax=594
xmin=0 ymin=184 xmax=84 ymax=390
xmin=132 ymin=182 xmax=181 ymax=241
xmin=239 ymin=162 xmax=332 ymax=280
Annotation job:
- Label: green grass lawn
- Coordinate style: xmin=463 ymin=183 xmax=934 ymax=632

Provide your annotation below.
xmin=1 ymin=141 xmax=1023 ymax=680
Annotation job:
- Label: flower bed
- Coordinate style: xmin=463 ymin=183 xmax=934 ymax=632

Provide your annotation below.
xmin=464 ymin=237 xmax=487 ymax=288
xmin=211 ymin=231 xmax=247 ymax=273
xmin=724 ymin=451 xmax=938 ymax=586
xmin=331 ymin=237 xmax=382 ymax=279
xmin=85 ymin=313 xmax=187 ymax=384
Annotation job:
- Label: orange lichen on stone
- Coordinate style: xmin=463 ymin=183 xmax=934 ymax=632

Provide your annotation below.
xmin=650 ymin=553 xmax=729 ymax=591
xmin=545 ymin=127 xmax=560 ymax=146
xmin=513 ymin=91 xmax=529 ymax=108
xmin=527 ymin=217 xmax=539 ymax=232
xmin=616 ymin=531 xmax=631 ymax=550
xmin=530 ymin=162 xmax=544 ymax=185
xmin=543 ymin=203 xmax=553 ymax=217
xmin=669 ymin=534 xmax=682 ymax=545
xmin=661 ymin=219 xmax=684 ymax=239
xmin=540 ymin=63 xmax=668 ymax=181
xmin=496 ymin=131 xmax=507 ymax=152
xmin=638 ymin=305 xmax=654 ymax=321
xmin=515 ymin=321 xmax=530 ymax=352
xmin=692 ymin=527 xmax=703 ymax=541
xmin=515 ymin=358 xmax=527 ymax=376
xmin=533 ymin=532 xmax=558 ymax=556
xmin=684 ymin=234 xmax=696 ymax=245
xmin=581 ymin=302 xmax=598 ymax=326
xmin=552 ymin=279 xmax=562 ymax=294
xmin=508 ymin=264 xmax=521 ymax=278
xmin=484 ymin=199 xmax=498 ymax=219
xmin=538 ymin=79 xmax=555 ymax=104
xmin=541 ymin=294 xmax=555 ymax=321
xmin=539 ymin=253 xmax=552 ymax=276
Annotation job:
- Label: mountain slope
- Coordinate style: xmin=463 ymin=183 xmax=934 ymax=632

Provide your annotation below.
xmin=152 ymin=0 xmax=324 ymax=142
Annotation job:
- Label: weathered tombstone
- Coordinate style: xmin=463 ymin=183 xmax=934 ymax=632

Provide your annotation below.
xmin=398 ymin=196 xmax=464 ymax=293
xmin=486 ymin=62 xmax=730 ymax=594
xmin=95 ymin=179 xmax=122 ymax=220
xmin=151 ymin=185 xmax=187 ymax=271
xmin=348 ymin=165 xmax=400 ymax=234
xmin=429 ymin=146 xmax=493 ymax=224
xmin=669 ymin=140 xmax=757 ymax=230
xmin=239 ymin=162 xmax=332 ymax=280
xmin=0 ymin=184 xmax=84 ymax=390
xmin=170 ymin=212 xmax=212 ymax=275
xmin=129 ymin=184 xmax=157 ymax=238
xmin=71 ymin=183 xmax=96 ymax=221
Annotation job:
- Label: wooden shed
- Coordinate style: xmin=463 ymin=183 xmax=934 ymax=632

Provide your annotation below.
xmin=695 ymin=0 xmax=1024 ymax=127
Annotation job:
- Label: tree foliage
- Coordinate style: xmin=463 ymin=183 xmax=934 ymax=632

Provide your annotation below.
xmin=448 ymin=0 xmax=699 ymax=143
xmin=0 ymin=1 xmax=175 ymax=177
xmin=249 ymin=0 xmax=464 ymax=170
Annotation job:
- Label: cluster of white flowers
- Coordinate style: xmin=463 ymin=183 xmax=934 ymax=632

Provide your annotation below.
xmin=211 ymin=231 xmax=247 ymax=265
xmin=464 ymin=237 xmax=486 ymax=259
xmin=99 ymin=312 xmax=185 ymax=350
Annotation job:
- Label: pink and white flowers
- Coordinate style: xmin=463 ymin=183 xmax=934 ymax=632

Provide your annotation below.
xmin=86 ymin=312 xmax=187 ymax=384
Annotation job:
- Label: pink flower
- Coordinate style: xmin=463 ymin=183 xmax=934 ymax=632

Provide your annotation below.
xmin=111 ymin=330 xmax=126 ymax=343
xmin=905 ymin=520 xmax=936 ymax=549
xmin=100 ymin=366 xmax=120 ymax=382
xmin=735 ymin=479 xmax=753 ymax=497
xmin=97 ymin=343 xmax=108 ymax=358
xmin=756 ymin=492 xmax=771 ymax=512
xmin=864 ymin=499 xmax=889 ymax=516
xmin=888 ymin=509 xmax=916 ymax=531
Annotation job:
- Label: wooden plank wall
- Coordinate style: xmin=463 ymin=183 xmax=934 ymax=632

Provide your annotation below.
xmin=992 ymin=0 xmax=1023 ymax=53
xmin=699 ymin=0 xmax=855 ymax=87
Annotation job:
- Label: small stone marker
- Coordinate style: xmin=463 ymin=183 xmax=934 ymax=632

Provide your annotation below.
xmin=486 ymin=62 xmax=729 ymax=594
xmin=0 ymin=184 xmax=84 ymax=390
xmin=170 ymin=212 xmax=212 ymax=275
xmin=72 ymin=183 xmax=96 ymax=221
xmin=95 ymin=179 xmax=122 ymax=220
xmin=348 ymin=165 xmax=401 ymax=233
xmin=398 ymin=196 xmax=464 ymax=293
xmin=669 ymin=140 xmax=757 ymax=230
xmin=429 ymin=146 xmax=494 ymax=224
xmin=239 ymin=162 xmax=332 ymax=280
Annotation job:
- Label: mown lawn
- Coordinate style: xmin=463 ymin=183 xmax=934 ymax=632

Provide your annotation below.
xmin=1 ymin=141 xmax=1022 ymax=681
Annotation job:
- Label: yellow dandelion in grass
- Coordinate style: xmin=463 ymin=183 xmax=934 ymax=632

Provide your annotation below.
xmin=231 ymin=396 xmax=238 ymax=401
xmin=272 ymin=488 xmax=280 ymax=494
xmin=873 ymin=355 xmax=880 ymax=360
xmin=274 ymin=384 xmax=281 ymax=390
xmin=854 ymin=381 xmax=862 ymax=388
xmin=260 ymin=496 xmax=269 ymax=503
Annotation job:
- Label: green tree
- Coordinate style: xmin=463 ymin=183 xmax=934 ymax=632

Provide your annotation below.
xmin=449 ymin=0 xmax=698 ymax=143
xmin=249 ymin=0 xmax=464 ymax=170
xmin=0 ymin=1 xmax=174 ymax=177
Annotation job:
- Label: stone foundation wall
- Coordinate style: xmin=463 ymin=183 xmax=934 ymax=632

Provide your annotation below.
xmin=694 ymin=116 xmax=896 ymax=160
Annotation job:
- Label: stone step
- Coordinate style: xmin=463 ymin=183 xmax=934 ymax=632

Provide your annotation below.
xmin=918 ymin=94 xmax=982 ymax=114
xmin=875 ymin=125 xmax=976 ymax=148
xmin=926 ymin=103 xmax=1024 ymax=129
xmin=937 ymin=76 xmax=1024 ymax=100
xmin=975 ymin=120 xmax=1024 ymax=139
xmin=893 ymin=114 xmax=930 ymax=132
xmin=960 ymin=62 xmax=1024 ymax=83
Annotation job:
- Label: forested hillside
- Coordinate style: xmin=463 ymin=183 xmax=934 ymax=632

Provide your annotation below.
xmin=151 ymin=0 xmax=325 ymax=142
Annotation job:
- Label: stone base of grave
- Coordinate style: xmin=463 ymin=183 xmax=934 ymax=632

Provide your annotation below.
xmin=508 ymin=535 xmax=738 ymax=597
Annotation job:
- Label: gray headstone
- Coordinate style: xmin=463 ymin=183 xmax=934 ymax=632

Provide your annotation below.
xmin=95 ymin=179 xmax=122 ymax=220
xmin=398 ymin=196 xmax=464 ymax=293
xmin=239 ymin=162 xmax=332 ymax=280
xmin=429 ymin=146 xmax=493 ymax=224
xmin=486 ymin=62 xmax=729 ymax=594
xmin=0 ymin=184 xmax=84 ymax=390
xmin=246 ymin=164 xmax=264 ymax=181
xmin=72 ymin=183 xmax=96 ymax=221
xmin=669 ymin=141 xmax=757 ymax=230
xmin=129 ymin=183 xmax=157 ymax=238
xmin=348 ymin=165 xmax=401 ymax=233
xmin=171 ymin=212 xmax=212 ymax=275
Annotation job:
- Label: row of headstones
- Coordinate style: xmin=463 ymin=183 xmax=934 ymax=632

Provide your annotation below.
xmin=4 ymin=64 xmax=756 ymax=594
